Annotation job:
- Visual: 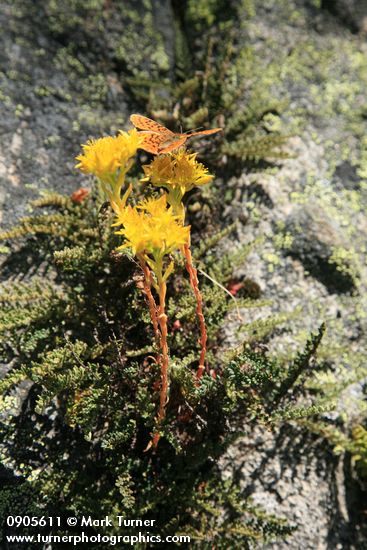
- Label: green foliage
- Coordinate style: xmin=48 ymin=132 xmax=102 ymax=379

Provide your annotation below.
xmin=0 ymin=188 xmax=331 ymax=548
xmin=222 ymin=133 xmax=291 ymax=162
xmin=117 ymin=0 xmax=291 ymax=166
xmin=351 ymin=426 xmax=367 ymax=482
xmin=274 ymin=323 xmax=326 ymax=401
xmin=169 ymin=8 xmax=291 ymax=163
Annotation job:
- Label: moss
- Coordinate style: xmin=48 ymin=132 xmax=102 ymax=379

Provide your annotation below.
xmin=273 ymin=232 xmax=294 ymax=250
xmin=357 ymin=136 xmax=367 ymax=180
xmin=329 ymin=246 xmax=361 ymax=286
xmin=42 ymin=0 xmax=106 ymax=35
xmin=34 ymin=85 xmax=69 ymax=101
xmin=262 ymin=251 xmax=281 ymax=273
xmin=114 ymin=2 xmax=170 ymax=78
xmin=0 ymin=90 xmax=12 ymax=107
xmin=43 ymin=135 xmax=61 ymax=148
xmin=54 ymin=46 xmax=86 ymax=77
xmin=186 ymin=0 xmax=230 ymax=30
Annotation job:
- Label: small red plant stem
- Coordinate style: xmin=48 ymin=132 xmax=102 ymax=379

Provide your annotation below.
xmin=152 ymin=277 xmax=169 ymax=448
xmin=183 ymin=243 xmax=207 ymax=380
xmin=138 ymin=255 xmax=161 ymax=349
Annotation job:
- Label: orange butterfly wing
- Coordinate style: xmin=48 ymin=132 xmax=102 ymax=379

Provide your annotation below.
xmin=131 ymin=114 xmax=222 ymax=154
xmin=131 ymin=114 xmax=176 ymax=154
xmin=138 ymin=132 xmax=166 ymax=155
xmin=159 ymin=136 xmax=188 ymax=154
xmin=158 ymin=128 xmax=222 ymax=153
xmin=130 ymin=114 xmax=173 ymax=135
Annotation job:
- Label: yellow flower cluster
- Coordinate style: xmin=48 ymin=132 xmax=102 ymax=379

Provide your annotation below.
xmin=75 ymin=129 xmax=140 ymax=179
xmin=115 ymin=195 xmax=190 ymax=257
xmin=75 ymin=116 xmax=218 ymax=446
xmin=142 ymin=150 xmax=213 ymax=195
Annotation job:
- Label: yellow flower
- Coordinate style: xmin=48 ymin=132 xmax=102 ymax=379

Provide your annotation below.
xmin=115 ymin=195 xmax=190 ymax=257
xmin=136 ymin=194 xmax=171 ymax=217
xmin=75 ymin=129 xmax=140 ymax=179
xmin=142 ymin=150 xmax=214 ymax=195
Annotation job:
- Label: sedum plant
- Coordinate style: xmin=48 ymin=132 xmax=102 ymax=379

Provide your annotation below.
xmin=75 ymin=119 xmax=218 ymax=448
xmin=0 ymin=114 xmax=332 ymax=548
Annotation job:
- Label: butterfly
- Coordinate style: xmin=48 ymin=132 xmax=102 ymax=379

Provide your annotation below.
xmin=130 ymin=114 xmax=222 ymax=155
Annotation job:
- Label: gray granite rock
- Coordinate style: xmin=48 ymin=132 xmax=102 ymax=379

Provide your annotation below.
xmin=1 ymin=1 xmax=367 ymax=549
xmin=285 ymin=202 xmax=357 ymax=293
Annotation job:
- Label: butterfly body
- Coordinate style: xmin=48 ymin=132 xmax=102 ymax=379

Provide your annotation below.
xmin=130 ymin=114 xmax=222 ymax=154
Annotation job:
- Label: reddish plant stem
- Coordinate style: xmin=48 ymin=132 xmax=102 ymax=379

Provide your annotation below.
xmin=152 ymin=278 xmax=169 ymax=448
xmin=183 ymin=243 xmax=207 ymax=380
xmin=138 ymin=256 xmax=161 ymax=350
